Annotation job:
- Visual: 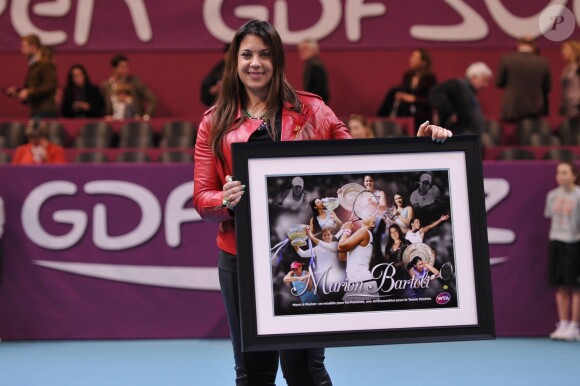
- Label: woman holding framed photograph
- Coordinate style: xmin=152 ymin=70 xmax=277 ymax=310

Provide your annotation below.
xmin=193 ymin=18 xmax=451 ymax=386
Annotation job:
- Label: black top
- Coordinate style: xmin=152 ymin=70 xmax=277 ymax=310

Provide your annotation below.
xmin=61 ymin=83 xmax=104 ymax=118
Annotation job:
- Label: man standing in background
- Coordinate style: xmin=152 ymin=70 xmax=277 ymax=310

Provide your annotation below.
xmin=3 ymin=34 xmax=58 ymax=118
xmin=298 ymin=39 xmax=330 ymax=103
xmin=496 ymin=36 xmax=551 ymax=122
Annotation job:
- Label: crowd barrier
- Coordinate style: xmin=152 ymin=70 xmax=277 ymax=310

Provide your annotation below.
xmin=0 ymin=161 xmax=563 ymax=340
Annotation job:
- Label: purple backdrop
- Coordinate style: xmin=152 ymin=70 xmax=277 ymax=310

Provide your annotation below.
xmin=1 ymin=0 xmax=578 ymax=51
xmin=0 ymin=162 xmax=562 ymax=340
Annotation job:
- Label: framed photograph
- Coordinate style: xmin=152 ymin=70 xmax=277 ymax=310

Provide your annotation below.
xmin=233 ymin=135 xmax=494 ymax=352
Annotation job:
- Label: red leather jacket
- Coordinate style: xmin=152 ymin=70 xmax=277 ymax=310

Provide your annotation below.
xmin=193 ymin=92 xmax=352 ymax=255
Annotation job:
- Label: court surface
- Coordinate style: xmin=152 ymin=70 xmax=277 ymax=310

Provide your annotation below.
xmin=1 ymin=338 xmax=578 ymax=385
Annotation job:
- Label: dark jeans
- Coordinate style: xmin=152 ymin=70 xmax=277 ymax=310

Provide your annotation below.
xmin=280 ymin=348 xmax=332 ymax=386
xmin=218 ymin=250 xmax=333 ymax=385
xmin=218 ymin=250 xmax=279 ymax=385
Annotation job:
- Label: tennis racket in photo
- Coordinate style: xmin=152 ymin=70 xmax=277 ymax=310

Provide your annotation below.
xmin=349 ymin=190 xmax=380 ymax=222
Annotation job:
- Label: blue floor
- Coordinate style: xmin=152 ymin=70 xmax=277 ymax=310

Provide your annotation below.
xmin=0 ymin=338 xmax=578 ymax=385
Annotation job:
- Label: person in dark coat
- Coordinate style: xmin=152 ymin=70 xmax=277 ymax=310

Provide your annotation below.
xmin=61 ymin=64 xmax=104 ymax=118
xmin=429 ymin=62 xmax=493 ymax=135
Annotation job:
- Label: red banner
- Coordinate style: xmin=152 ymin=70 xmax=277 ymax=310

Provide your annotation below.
xmin=1 ymin=0 xmax=579 ymax=52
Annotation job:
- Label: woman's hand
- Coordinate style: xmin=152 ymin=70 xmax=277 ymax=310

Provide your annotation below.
xmin=341 ymin=221 xmax=354 ymax=232
xmin=222 ymin=175 xmax=245 ymax=210
xmin=417 ymin=121 xmax=453 ymax=143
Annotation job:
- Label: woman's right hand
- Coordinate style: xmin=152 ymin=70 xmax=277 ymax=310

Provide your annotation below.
xmin=222 ymin=175 xmax=245 ymax=210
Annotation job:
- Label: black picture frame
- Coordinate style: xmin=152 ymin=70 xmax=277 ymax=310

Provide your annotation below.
xmin=233 ymin=135 xmax=495 ymax=352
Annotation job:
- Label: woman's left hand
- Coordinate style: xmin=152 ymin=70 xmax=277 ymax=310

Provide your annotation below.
xmin=222 ymin=175 xmax=245 ymax=210
xmin=417 ymin=121 xmax=453 ymax=143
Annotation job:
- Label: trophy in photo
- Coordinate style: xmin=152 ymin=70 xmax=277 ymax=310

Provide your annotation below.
xmin=287 ymin=224 xmax=308 ymax=247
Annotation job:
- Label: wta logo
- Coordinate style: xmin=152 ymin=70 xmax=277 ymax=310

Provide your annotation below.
xmin=436 ymin=292 xmax=451 ymax=305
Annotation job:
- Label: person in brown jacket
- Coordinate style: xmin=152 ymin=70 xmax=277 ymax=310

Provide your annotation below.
xmin=496 ymin=36 xmax=551 ymax=122
xmin=4 ymin=34 xmax=58 ymax=118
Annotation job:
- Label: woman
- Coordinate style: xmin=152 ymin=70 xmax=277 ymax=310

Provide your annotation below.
xmin=347 ymin=114 xmax=375 ymax=139
xmin=337 ymin=215 xmax=381 ymax=302
xmin=309 ymin=198 xmax=342 ymax=235
xmin=363 ymin=174 xmax=388 ymax=213
xmin=283 ymin=261 xmax=319 ymax=303
xmin=544 ymin=161 xmax=580 ymax=341
xmin=393 ymin=192 xmax=414 ymax=233
xmin=61 ymin=64 xmax=104 ymax=118
xmin=193 ymin=19 xmax=451 ymax=386
xmin=405 ymin=214 xmax=450 ymax=244
xmin=377 ymin=48 xmax=437 ymax=132
xmin=294 ymin=226 xmax=346 ymax=301
xmin=406 ymin=256 xmax=439 ymax=280
xmin=384 ymin=224 xmax=409 ymax=273
xmin=559 ymin=40 xmax=580 ymax=118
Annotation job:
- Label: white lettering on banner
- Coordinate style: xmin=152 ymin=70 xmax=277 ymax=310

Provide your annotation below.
xmin=85 ymin=181 xmax=161 ymax=250
xmin=344 ymin=0 xmax=386 ymax=41
xmin=483 ymin=178 xmax=515 ymax=265
xmin=203 ymin=0 xmax=385 ymax=44
xmin=22 ymin=180 xmax=201 ymax=251
xmin=165 ymin=182 xmax=202 ymax=247
xmin=410 ymin=0 xmax=488 ymax=41
xmin=7 ymin=0 xmax=151 ymax=46
xmin=484 ymin=0 xmax=567 ymax=38
xmin=22 ymin=181 xmax=88 ymax=250
xmin=273 ymin=0 xmax=342 ymax=44
xmin=23 ymin=177 xmax=513 ymax=289
xmin=2 ymin=0 xmax=579 ymax=46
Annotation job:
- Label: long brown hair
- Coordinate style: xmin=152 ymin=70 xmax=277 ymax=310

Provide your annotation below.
xmin=210 ymin=19 xmax=302 ymax=164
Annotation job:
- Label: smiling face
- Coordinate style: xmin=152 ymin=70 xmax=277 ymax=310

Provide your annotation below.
xmin=321 ymin=229 xmax=333 ymax=243
xmin=237 ymin=34 xmax=273 ymax=100
xmin=411 ymin=218 xmax=421 ymax=230
xmin=394 ymin=194 xmax=404 ymax=208
xmin=363 ymin=175 xmax=375 ymax=191
xmin=389 ymin=226 xmax=400 ymax=241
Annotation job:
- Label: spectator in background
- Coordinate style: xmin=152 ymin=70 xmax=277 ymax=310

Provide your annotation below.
xmin=544 ymin=161 xmax=580 ymax=342
xmin=298 ymin=39 xmax=330 ymax=103
xmin=110 ymin=83 xmax=138 ymax=120
xmin=12 ymin=120 xmax=66 ymax=165
xmin=3 ymin=34 xmax=58 ymax=118
xmin=429 ymin=62 xmax=493 ymax=135
xmin=101 ymin=54 xmax=157 ymax=120
xmin=201 ymin=43 xmax=230 ymax=107
xmin=559 ymin=40 xmax=580 ymax=118
xmin=377 ymin=48 xmax=437 ymax=132
xmin=347 ymin=114 xmax=375 ymax=139
xmin=61 ymin=64 xmax=104 ymax=118
xmin=496 ymin=36 xmax=551 ymax=122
